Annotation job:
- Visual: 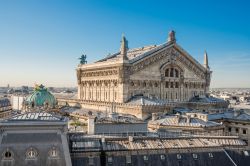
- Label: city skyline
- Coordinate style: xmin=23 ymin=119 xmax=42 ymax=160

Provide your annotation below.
xmin=0 ymin=0 xmax=250 ymax=88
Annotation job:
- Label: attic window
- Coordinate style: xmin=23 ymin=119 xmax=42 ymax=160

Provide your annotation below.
xmin=208 ymin=153 xmax=213 ymax=158
xmin=126 ymin=155 xmax=131 ymax=164
xmin=177 ymin=154 xmax=182 ymax=159
xmin=192 ymin=153 xmax=198 ymax=159
xmin=89 ymin=156 xmax=94 ymax=165
xmin=143 ymin=155 xmax=148 ymax=161
xmin=49 ymin=147 xmax=58 ymax=158
xmin=107 ymin=156 xmax=113 ymax=163
xmin=160 ymin=154 xmax=165 ymax=160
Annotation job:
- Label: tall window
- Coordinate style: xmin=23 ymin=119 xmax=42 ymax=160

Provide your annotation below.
xmin=170 ymin=68 xmax=174 ymax=77
xmin=165 ymin=82 xmax=169 ymax=88
xmin=175 ymin=82 xmax=179 ymax=88
xmin=175 ymin=69 xmax=179 ymax=77
xmin=170 ymin=82 xmax=174 ymax=88
xmin=165 ymin=69 xmax=169 ymax=77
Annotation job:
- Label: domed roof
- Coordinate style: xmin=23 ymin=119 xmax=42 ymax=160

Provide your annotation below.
xmin=26 ymin=84 xmax=57 ymax=108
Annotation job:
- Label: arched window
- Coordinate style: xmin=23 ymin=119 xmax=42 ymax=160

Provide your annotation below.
xmin=4 ymin=150 xmax=12 ymax=159
xmin=175 ymin=69 xmax=179 ymax=77
xmin=4 ymin=151 xmax=12 ymax=159
xmin=165 ymin=69 xmax=169 ymax=77
xmin=170 ymin=68 xmax=174 ymax=77
xmin=31 ymin=102 xmax=34 ymax=108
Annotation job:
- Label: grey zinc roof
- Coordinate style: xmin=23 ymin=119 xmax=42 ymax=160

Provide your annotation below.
xmin=189 ymin=96 xmax=225 ymax=103
xmin=154 ymin=116 xmax=221 ymax=127
xmin=208 ymin=110 xmax=250 ymax=121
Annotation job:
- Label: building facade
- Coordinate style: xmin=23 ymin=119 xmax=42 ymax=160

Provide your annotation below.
xmin=73 ymin=31 xmax=214 ymax=118
xmin=0 ymin=98 xmax=12 ymax=119
xmin=77 ymin=31 xmax=211 ymax=103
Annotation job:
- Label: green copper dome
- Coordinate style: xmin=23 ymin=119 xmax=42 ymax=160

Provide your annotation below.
xmin=26 ymin=84 xmax=57 ymax=108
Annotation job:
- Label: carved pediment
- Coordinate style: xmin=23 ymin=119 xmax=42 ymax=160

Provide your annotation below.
xmin=129 ymin=44 xmax=206 ymax=79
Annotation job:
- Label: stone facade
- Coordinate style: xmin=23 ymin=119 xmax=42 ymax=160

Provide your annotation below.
xmin=75 ymin=31 xmax=212 ymax=118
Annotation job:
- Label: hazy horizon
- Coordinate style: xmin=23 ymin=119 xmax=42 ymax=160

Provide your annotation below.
xmin=1 ymin=0 xmax=250 ymax=88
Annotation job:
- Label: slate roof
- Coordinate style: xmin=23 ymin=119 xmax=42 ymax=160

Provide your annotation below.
xmin=189 ymin=96 xmax=226 ymax=103
xmin=208 ymin=110 xmax=250 ymax=121
xmin=153 ymin=115 xmax=221 ymax=127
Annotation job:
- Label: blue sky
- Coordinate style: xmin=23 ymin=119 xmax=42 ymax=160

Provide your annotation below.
xmin=0 ymin=0 xmax=250 ymax=88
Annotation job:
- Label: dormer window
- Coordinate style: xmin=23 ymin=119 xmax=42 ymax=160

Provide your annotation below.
xmin=177 ymin=154 xmax=182 ymax=159
xmin=2 ymin=149 xmax=14 ymax=160
xmin=49 ymin=147 xmax=58 ymax=158
xmin=4 ymin=151 xmax=12 ymax=159
xmin=208 ymin=153 xmax=213 ymax=158
xmin=26 ymin=147 xmax=38 ymax=159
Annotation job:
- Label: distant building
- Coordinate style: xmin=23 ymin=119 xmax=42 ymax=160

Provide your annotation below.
xmin=209 ymin=110 xmax=250 ymax=147
xmin=0 ymin=98 xmax=12 ymax=119
xmin=11 ymin=95 xmax=26 ymax=111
